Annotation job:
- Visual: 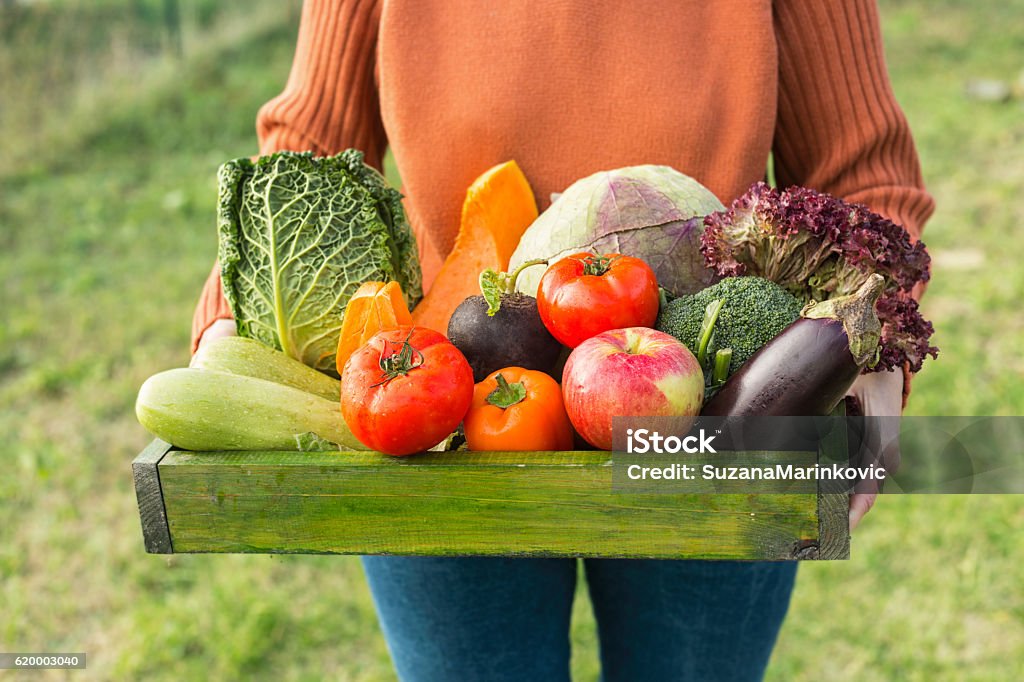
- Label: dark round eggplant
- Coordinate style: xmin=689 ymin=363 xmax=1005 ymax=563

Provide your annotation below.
xmin=702 ymin=274 xmax=884 ymax=417
xmin=448 ymin=293 xmax=562 ymax=383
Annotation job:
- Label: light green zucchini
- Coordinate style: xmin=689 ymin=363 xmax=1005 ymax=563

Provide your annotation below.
xmin=190 ymin=336 xmax=340 ymax=401
xmin=136 ymin=368 xmax=365 ymax=451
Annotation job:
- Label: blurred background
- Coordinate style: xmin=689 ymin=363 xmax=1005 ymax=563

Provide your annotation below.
xmin=1 ymin=0 xmax=1022 ymax=679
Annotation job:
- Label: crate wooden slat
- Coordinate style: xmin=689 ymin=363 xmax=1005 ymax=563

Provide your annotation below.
xmin=133 ymin=443 xmax=849 ymax=560
xmin=132 ymin=438 xmax=174 ymax=554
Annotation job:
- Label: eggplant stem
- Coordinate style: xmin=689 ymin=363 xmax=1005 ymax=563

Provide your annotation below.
xmin=801 ymin=273 xmax=884 ymax=367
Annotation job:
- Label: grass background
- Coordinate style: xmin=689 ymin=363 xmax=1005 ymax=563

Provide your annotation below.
xmin=1 ymin=0 xmax=1022 ymax=679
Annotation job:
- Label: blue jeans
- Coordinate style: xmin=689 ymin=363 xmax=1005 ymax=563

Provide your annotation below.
xmin=362 ymin=557 xmax=797 ymax=681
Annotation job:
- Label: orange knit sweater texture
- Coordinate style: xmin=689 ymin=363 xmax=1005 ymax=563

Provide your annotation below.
xmin=192 ymin=0 xmax=933 ymax=360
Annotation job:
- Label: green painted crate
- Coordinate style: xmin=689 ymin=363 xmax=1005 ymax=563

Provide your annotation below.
xmin=132 ymin=435 xmax=850 ymax=560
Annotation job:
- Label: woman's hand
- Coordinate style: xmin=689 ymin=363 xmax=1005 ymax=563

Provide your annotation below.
xmin=845 ymin=369 xmax=904 ymax=531
xmin=196 ymin=318 xmax=237 ymax=350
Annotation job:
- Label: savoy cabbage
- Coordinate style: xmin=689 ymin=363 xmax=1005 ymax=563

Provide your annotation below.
xmin=217 ymin=150 xmax=422 ymax=375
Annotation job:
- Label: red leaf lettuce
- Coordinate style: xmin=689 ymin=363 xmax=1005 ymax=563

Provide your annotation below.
xmin=701 ymin=182 xmax=937 ymax=373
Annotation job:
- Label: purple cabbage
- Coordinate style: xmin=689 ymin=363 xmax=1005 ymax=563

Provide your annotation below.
xmin=508 ymin=166 xmax=724 ymax=297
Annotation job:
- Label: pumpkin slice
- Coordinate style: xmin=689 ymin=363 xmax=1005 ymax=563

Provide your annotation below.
xmin=336 ymin=281 xmax=413 ymax=376
xmin=411 ymin=160 xmax=538 ymax=335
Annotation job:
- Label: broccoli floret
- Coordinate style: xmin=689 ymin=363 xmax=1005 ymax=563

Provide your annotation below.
xmin=655 ymin=276 xmax=802 ymax=377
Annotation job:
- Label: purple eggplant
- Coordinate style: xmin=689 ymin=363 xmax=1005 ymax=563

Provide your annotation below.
xmin=701 ymin=274 xmax=884 ymax=416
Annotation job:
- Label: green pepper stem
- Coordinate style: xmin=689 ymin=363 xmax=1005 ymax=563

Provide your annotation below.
xmin=486 ymin=373 xmax=528 ymax=409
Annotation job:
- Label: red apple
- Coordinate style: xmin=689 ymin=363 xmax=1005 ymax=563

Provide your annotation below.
xmin=562 ymin=327 xmax=704 ymax=450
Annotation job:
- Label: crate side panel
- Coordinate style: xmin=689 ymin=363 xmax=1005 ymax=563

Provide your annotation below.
xmin=158 ymin=455 xmax=818 ymax=559
xmin=132 ymin=439 xmax=174 ymax=554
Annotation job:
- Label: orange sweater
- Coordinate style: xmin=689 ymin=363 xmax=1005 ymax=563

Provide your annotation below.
xmin=193 ymin=0 xmax=933 ymax=352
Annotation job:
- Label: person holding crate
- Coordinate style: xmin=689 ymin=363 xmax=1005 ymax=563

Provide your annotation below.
xmin=193 ymin=1 xmax=932 ymax=679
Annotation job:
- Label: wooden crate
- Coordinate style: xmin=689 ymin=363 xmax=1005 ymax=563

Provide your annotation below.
xmin=132 ymin=438 xmax=850 ymax=560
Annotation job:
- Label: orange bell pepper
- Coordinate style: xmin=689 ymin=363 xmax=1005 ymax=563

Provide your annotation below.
xmin=463 ymin=367 xmax=574 ymax=451
xmin=336 ymin=281 xmax=412 ymax=376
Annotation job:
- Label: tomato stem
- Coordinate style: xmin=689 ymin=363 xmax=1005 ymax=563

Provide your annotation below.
xmin=372 ymin=329 xmax=425 ymax=386
xmin=486 ymin=373 xmax=528 ymax=409
xmin=579 ymin=253 xmax=620 ymax=277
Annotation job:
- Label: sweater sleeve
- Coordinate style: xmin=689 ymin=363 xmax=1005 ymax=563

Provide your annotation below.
xmin=190 ymin=0 xmax=386 ymax=353
xmin=256 ymin=0 xmax=387 ymax=167
xmin=190 ymin=262 xmax=234 ymax=354
xmin=772 ymin=0 xmax=934 ymax=241
xmin=772 ymin=0 xmax=935 ymax=404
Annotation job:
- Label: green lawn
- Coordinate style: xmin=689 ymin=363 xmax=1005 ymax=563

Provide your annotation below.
xmin=1 ymin=1 xmax=1022 ymax=679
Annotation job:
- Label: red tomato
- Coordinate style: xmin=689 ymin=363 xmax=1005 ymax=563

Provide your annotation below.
xmin=536 ymin=253 xmax=660 ymax=348
xmin=341 ymin=326 xmax=474 ymax=456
